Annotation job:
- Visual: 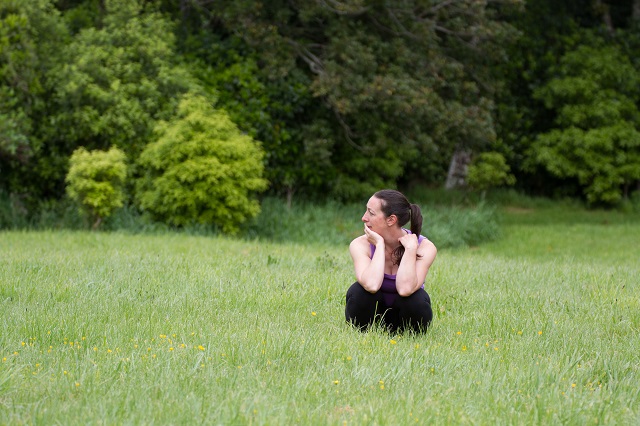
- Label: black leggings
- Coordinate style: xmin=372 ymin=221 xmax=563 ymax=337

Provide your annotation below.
xmin=345 ymin=282 xmax=433 ymax=333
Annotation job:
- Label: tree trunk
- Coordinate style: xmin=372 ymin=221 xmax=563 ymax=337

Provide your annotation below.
xmin=593 ymin=0 xmax=615 ymax=35
xmin=445 ymin=148 xmax=471 ymax=190
xmin=286 ymin=186 xmax=295 ymax=210
xmin=634 ymin=0 xmax=640 ymax=21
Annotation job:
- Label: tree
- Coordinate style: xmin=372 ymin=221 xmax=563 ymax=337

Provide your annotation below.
xmin=181 ymin=33 xmax=320 ymax=206
xmin=135 ymin=94 xmax=268 ymax=233
xmin=531 ymin=42 xmax=640 ymax=204
xmin=49 ymin=0 xmax=195 ymax=156
xmin=180 ymin=0 xmax=518 ymax=200
xmin=467 ymin=152 xmax=515 ymax=200
xmin=0 ymin=0 xmax=68 ymax=196
xmin=66 ymin=146 xmax=127 ymax=229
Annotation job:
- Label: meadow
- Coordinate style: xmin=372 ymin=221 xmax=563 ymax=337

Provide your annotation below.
xmin=1 ymin=200 xmax=639 ymax=424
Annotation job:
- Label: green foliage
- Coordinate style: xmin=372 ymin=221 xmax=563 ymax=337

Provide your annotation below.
xmin=0 ymin=0 xmax=68 ymax=189
xmin=65 ymin=146 xmax=127 ymax=229
xmin=183 ymin=34 xmax=321 ymax=198
xmin=135 ymin=94 xmax=268 ymax=234
xmin=532 ymin=43 xmax=640 ymax=204
xmin=49 ymin=0 xmax=195 ymax=158
xmin=194 ymin=0 xmax=516 ymax=199
xmin=467 ymin=152 xmax=516 ymax=196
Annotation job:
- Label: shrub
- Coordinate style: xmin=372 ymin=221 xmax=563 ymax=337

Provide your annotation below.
xmin=65 ymin=146 xmax=127 ymax=229
xmin=467 ymin=152 xmax=515 ymax=199
xmin=135 ymin=94 xmax=268 ymax=234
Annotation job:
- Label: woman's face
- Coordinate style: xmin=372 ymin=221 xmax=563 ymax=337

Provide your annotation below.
xmin=361 ymin=196 xmax=387 ymax=233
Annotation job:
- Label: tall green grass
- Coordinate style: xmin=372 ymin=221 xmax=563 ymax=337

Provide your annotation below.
xmin=0 ymin=194 xmax=501 ymax=249
xmin=245 ymin=197 xmax=499 ymax=248
xmin=1 ymin=205 xmax=639 ymax=424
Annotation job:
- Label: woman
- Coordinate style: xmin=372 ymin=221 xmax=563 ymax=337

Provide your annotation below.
xmin=346 ymin=189 xmax=437 ymax=333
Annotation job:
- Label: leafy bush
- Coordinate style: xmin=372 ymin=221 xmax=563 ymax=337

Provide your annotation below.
xmin=65 ymin=146 xmax=127 ymax=229
xmin=467 ymin=152 xmax=515 ymax=199
xmin=135 ymin=94 xmax=268 ymax=234
xmin=532 ymin=43 xmax=640 ymax=204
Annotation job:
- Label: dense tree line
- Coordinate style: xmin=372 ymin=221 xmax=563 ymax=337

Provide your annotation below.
xmin=1 ymin=0 xmax=640 ymax=228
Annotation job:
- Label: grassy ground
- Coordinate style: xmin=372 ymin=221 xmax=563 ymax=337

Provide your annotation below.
xmin=1 ymin=205 xmax=639 ymax=424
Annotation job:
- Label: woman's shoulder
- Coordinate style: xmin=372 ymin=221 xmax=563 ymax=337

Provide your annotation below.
xmin=350 ymin=234 xmax=368 ymax=246
xmin=349 ymin=234 xmax=369 ymax=252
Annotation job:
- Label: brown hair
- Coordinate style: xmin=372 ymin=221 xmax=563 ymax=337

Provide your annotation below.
xmin=374 ymin=189 xmax=423 ymax=265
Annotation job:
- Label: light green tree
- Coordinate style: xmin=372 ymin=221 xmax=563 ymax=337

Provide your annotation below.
xmin=49 ymin=0 xmax=194 ymax=158
xmin=66 ymin=146 xmax=127 ymax=229
xmin=467 ymin=152 xmax=516 ymax=200
xmin=135 ymin=94 xmax=268 ymax=234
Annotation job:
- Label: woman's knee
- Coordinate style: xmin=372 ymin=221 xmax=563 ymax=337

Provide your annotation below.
xmin=394 ymin=290 xmax=433 ymax=318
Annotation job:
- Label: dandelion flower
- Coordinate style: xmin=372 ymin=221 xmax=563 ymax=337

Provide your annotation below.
xmin=538 ymin=331 xmax=543 ymax=335
xmin=333 ymin=380 xmax=340 ymax=385
xmin=198 ymin=345 xmax=205 ymax=351
xmin=571 ymin=383 xmax=576 ymax=388
xmin=390 ymin=339 xmax=397 ymax=345
xmin=312 ymin=312 xmax=317 ymax=316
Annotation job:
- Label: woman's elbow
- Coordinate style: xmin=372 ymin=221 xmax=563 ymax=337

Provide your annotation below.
xmin=357 ymin=279 xmax=379 ymax=293
xmin=397 ymin=286 xmax=415 ymax=297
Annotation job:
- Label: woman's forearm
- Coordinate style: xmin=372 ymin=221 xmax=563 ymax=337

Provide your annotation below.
xmin=395 ymin=248 xmax=419 ymax=296
xmin=358 ymin=243 xmax=386 ymax=292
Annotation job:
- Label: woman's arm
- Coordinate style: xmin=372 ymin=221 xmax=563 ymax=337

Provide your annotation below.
xmin=349 ymin=227 xmax=386 ymax=293
xmin=395 ymin=236 xmax=437 ymax=297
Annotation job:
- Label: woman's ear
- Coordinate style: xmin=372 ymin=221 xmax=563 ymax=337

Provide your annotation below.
xmin=386 ymin=214 xmax=398 ymax=227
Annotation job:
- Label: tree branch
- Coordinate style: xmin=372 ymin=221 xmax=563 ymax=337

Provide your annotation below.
xmin=288 ymin=39 xmax=325 ymax=75
xmin=318 ymin=0 xmax=370 ymax=16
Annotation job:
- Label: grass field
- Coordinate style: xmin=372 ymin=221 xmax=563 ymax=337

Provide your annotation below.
xmin=1 ymin=205 xmax=639 ymax=424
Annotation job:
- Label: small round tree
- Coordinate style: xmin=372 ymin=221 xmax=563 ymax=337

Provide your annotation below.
xmin=66 ymin=146 xmax=127 ymax=229
xmin=467 ymin=152 xmax=515 ymax=200
xmin=135 ymin=94 xmax=268 ymax=234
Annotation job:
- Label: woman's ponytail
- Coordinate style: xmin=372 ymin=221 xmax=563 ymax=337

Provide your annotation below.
xmin=409 ymin=203 xmax=423 ymax=237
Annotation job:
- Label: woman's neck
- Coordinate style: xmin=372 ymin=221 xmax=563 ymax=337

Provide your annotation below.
xmin=383 ymin=227 xmax=406 ymax=251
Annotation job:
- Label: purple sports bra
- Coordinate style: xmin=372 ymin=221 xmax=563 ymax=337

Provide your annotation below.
xmin=369 ymin=229 xmax=426 ymax=305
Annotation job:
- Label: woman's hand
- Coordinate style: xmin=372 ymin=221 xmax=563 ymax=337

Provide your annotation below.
xmin=398 ymin=233 xmax=419 ymax=251
xmin=363 ymin=224 xmax=384 ymax=247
